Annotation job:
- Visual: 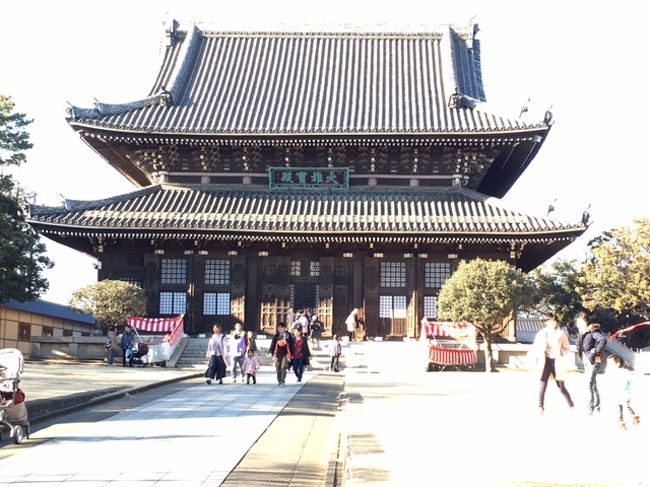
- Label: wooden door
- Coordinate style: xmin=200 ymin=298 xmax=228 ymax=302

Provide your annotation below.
xmin=319 ymin=257 xmax=333 ymax=334
xmin=332 ymin=258 xmax=350 ymax=336
xmin=259 ymin=256 xmax=291 ymax=335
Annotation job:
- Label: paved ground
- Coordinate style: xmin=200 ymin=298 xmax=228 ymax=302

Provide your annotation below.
xmin=1 ymin=362 xmax=343 ymax=486
xmin=342 ymin=341 xmax=650 ymax=487
xmin=2 ymin=341 xmax=649 ymax=486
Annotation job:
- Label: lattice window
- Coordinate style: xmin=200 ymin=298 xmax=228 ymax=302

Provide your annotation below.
xmin=423 ymin=296 xmax=439 ymax=319
xmin=291 ymin=261 xmax=302 ymax=277
xmin=310 ymin=261 xmax=320 ymax=277
xmin=203 ymin=292 xmax=232 ymax=315
xmin=159 ymin=291 xmax=186 ymax=314
xmin=205 ymin=259 xmax=231 ymax=285
xmin=264 ymin=265 xmax=277 ymax=280
xmin=161 ymin=259 xmax=187 ymax=284
xmin=393 ymin=296 xmax=407 ymax=318
xmin=379 ymin=295 xmax=408 ymax=318
xmin=42 ymin=326 xmax=54 ymax=337
xmin=379 ymin=295 xmax=393 ymax=318
xmin=380 ymin=261 xmax=406 ymax=287
xmin=424 ymin=262 xmax=451 ymax=288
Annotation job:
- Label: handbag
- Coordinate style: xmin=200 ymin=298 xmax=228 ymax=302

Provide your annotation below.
xmin=104 ymin=339 xmax=111 ymax=349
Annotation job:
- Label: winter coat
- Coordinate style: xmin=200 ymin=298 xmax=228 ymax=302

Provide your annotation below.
xmin=533 ymin=326 xmax=571 ymax=381
xmin=269 ymin=332 xmax=294 ymax=358
xmin=120 ymin=331 xmax=134 ymax=350
xmin=243 ymin=355 xmax=261 ymax=374
xmin=578 ymin=326 xmax=607 ymax=364
xmin=108 ymin=330 xmax=119 ymax=352
xmin=330 ymin=340 xmax=342 ymax=357
xmin=292 ymin=336 xmax=311 ymax=360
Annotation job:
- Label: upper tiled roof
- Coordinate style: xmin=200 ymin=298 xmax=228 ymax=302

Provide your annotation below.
xmin=27 ymin=185 xmax=584 ymax=242
xmin=66 ymin=21 xmax=547 ymax=136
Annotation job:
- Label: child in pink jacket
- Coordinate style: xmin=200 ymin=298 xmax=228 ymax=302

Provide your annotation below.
xmin=243 ymin=349 xmax=261 ymax=384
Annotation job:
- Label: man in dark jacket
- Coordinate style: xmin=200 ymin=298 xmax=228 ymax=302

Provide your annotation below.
xmin=576 ymin=312 xmax=607 ymax=414
xmin=269 ymin=323 xmax=294 ymax=386
xmin=120 ymin=325 xmax=135 ymax=367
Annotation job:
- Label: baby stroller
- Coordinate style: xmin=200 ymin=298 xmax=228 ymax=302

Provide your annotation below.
xmin=0 ymin=348 xmax=30 ymax=444
xmin=129 ymin=342 xmax=149 ymax=367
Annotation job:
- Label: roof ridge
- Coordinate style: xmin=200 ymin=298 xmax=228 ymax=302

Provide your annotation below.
xmin=182 ymin=20 xmax=477 ymax=37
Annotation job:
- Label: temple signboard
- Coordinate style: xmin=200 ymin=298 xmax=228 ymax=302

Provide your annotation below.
xmin=268 ymin=167 xmax=349 ymax=190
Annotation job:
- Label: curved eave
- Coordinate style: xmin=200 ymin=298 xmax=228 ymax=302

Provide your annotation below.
xmin=68 ymin=119 xmax=550 ymax=140
xmin=28 ymin=219 xmax=585 ymax=241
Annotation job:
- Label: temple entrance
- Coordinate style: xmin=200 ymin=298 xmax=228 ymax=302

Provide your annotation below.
xmin=379 ymin=295 xmax=408 ymax=337
xmin=291 ymin=283 xmax=319 ymax=311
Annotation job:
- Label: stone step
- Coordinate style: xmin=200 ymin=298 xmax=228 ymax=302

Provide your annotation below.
xmin=174 ymin=337 xmax=346 ymax=368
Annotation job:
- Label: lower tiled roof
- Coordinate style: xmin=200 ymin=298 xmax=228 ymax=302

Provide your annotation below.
xmin=27 ymin=185 xmax=584 ymax=242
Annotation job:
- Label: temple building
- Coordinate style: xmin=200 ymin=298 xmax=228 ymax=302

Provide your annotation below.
xmin=27 ymin=21 xmax=586 ymax=337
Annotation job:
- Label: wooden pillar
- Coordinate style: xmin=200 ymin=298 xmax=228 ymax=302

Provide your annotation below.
xmin=231 ymin=254 xmax=246 ymax=328
xmin=245 ymin=254 xmax=260 ymax=332
xmin=143 ymin=253 xmax=160 ymax=321
xmin=363 ymin=256 xmax=380 ymax=337
xmin=406 ymin=255 xmax=417 ymax=338
xmin=187 ymin=251 xmax=201 ymax=334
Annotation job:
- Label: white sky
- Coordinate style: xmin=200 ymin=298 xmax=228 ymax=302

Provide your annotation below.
xmin=2 ymin=0 xmax=649 ymax=305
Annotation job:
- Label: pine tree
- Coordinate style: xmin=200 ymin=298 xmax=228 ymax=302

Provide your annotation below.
xmin=0 ymin=95 xmax=53 ymax=302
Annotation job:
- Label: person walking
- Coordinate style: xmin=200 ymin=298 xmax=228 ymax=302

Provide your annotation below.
xmin=345 ymin=308 xmax=358 ymax=342
xmin=576 ymin=312 xmax=607 ymax=414
xmin=607 ymin=354 xmax=641 ymax=429
xmin=310 ymin=318 xmax=323 ymax=350
xmin=243 ymin=330 xmax=258 ymax=354
xmin=291 ymin=327 xmax=311 ymax=382
xmin=269 ymin=323 xmax=294 ymax=386
xmin=205 ymin=324 xmax=227 ymax=385
xmin=229 ymin=323 xmax=247 ymax=383
xmin=243 ymin=349 xmax=261 ymax=385
xmin=329 ymin=334 xmax=342 ymax=372
xmin=120 ymin=325 xmax=135 ymax=367
xmin=533 ymin=316 xmax=575 ymax=415
xmin=106 ymin=326 xmax=119 ymax=366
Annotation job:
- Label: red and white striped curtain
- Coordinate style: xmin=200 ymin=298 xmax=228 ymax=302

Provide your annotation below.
xmin=421 ymin=319 xmax=476 ymax=340
xmin=128 ymin=315 xmax=184 ymax=347
xmin=128 ymin=315 xmax=184 ymax=333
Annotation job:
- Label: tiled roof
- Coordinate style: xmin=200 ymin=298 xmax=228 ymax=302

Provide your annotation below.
xmin=66 ymin=22 xmax=547 ymax=136
xmin=27 ymin=185 xmax=584 ymax=242
xmin=2 ymin=299 xmax=96 ymax=325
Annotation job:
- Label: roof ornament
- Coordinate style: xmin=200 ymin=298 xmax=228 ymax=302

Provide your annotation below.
xmin=581 ymin=204 xmax=591 ymax=226
xmin=448 ymin=87 xmax=476 ymax=110
xmin=546 ymin=197 xmax=557 ymax=217
xmin=165 ymin=18 xmax=181 ymax=47
xmin=544 ymin=106 xmax=554 ymax=126
xmin=159 ymin=85 xmax=174 ymax=107
xmin=519 ymin=97 xmax=530 ymax=118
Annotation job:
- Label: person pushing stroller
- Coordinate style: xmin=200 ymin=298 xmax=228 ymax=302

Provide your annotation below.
xmin=0 ymin=348 xmax=30 ymax=444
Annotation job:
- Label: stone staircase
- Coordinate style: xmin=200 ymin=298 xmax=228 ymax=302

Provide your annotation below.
xmin=172 ymin=337 xmax=345 ymax=371
xmin=175 ymin=338 xmax=209 ymax=369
